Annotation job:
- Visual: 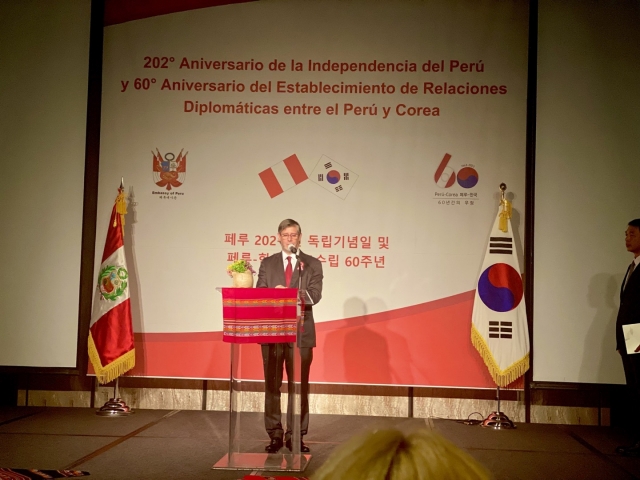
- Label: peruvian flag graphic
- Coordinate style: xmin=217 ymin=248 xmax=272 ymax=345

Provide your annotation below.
xmin=258 ymin=154 xmax=308 ymax=198
xmin=88 ymin=186 xmax=135 ymax=384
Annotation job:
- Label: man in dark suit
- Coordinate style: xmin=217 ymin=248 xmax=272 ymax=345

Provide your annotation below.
xmin=256 ymin=218 xmax=323 ymax=454
xmin=616 ymin=218 xmax=640 ymax=456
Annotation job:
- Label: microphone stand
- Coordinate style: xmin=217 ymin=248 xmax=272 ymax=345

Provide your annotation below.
xmin=289 ymin=245 xmax=303 ymax=297
xmin=290 ymin=246 xmax=304 ymax=454
xmin=291 ymin=246 xmax=304 ymax=328
xmin=295 ymin=250 xmax=302 ymax=296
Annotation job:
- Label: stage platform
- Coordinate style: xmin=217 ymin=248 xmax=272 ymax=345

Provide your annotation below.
xmin=1 ymin=407 xmax=639 ymax=479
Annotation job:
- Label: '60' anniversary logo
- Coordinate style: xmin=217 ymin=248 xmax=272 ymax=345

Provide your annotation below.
xmin=434 ymin=153 xmax=479 ymax=189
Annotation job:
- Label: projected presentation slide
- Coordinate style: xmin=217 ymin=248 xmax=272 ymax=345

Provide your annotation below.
xmin=94 ymin=0 xmax=528 ymax=387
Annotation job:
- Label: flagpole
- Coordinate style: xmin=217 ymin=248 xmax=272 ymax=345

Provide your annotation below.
xmin=94 ymin=178 xmax=134 ymax=417
xmin=480 ymin=183 xmax=517 ymax=429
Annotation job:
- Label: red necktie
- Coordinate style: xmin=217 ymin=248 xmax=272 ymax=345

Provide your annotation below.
xmin=285 ymin=256 xmax=292 ymax=287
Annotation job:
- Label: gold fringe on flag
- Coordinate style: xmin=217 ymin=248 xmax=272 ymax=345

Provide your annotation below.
xmin=471 ymin=325 xmax=529 ymax=387
xmin=88 ymin=334 xmax=135 ymax=385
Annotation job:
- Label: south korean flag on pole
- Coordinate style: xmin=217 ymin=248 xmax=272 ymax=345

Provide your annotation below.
xmin=311 ymin=155 xmax=359 ymax=200
xmin=471 ymin=198 xmax=530 ymax=387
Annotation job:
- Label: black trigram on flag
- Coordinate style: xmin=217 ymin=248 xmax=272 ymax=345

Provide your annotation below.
xmin=489 ymin=237 xmax=512 ymax=255
xmin=489 ymin=321 xmax=512 ymax=339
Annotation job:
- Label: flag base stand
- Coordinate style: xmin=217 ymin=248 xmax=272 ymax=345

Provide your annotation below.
xmin=96 ymin=378 xmax=133 ymax=416
xmin=96 ymin=397 xmax=133 ymax=416
xmin=481 ymin=385 xmax=515 ymax=429
xmin=481 ymin=411 xmax=515 ymax=429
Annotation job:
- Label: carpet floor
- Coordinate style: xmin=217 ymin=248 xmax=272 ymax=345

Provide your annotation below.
xmin=1 ymin=407 xmax=639 ymax=479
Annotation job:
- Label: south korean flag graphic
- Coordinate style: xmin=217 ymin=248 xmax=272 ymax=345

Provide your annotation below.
xmin=311 ymin=155 xmax=359 ymax=200
xmin=471 ymin=205 xmax=530 ymax=387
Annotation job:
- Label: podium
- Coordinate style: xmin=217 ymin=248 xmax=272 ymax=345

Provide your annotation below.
xmin=212 ymin=287 xmax=311 ymax=472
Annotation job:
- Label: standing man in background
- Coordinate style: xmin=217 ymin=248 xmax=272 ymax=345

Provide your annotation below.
xmin=257 ymin=218 xmax=323 ymax=454
xmin=616 ymin=219 xmax=640 ymax=456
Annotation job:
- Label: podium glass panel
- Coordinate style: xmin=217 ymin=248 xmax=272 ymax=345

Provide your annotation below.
xmin=213 ymin=287 xmax=310 ymax=472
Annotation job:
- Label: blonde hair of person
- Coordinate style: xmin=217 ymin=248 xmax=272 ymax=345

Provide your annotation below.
xmin=312 ymin=428 xmax=492 ymax=480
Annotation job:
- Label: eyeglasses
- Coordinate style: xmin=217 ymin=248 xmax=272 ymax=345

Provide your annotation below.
xmin=280 ymin=233 xmax=300 ymax=239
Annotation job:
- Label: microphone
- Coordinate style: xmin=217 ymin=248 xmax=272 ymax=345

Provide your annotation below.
xmin=288 ymin=244 xmax=298 ymax=255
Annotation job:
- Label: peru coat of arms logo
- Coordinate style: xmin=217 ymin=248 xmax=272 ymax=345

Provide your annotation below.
xmin=152 ymin=148 xmax=187 ymax=190
xmin=98 ymin=265 xmax=128 ymax=301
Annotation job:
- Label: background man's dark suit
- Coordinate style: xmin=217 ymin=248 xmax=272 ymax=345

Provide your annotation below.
xmin=616 ymin=220 xmax=640 ymax=456
xmin=616 ymin=262 xmax=640 ymax=357
xmin=616 ymin=261 xmax=640 ymax=425
xmin=256 ymin=250 xmax=323 ymax=445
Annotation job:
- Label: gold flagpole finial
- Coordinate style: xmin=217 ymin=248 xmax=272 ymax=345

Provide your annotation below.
xmin=498 ymin=183 xmax=511 ymax=233
xmin=114 ymin=178 xmax=127 ymax=235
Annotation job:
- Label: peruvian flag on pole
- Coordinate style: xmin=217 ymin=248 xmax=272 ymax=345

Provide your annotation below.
xmin=88 ymin=185 xmax=135 ymax=384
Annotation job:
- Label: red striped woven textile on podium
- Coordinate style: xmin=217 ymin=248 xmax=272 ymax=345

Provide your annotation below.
xmin=222 ymin=288 xmax=298 ymax=343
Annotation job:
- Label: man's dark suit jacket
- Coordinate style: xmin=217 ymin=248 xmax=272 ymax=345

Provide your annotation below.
xmin=617 ymin=261 xmax=640 ymax=353
xmin=256 ymin=250 xmax=323 ymax=348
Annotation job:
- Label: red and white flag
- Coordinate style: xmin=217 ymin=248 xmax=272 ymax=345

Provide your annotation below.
xmin=88 ymin=186 xmax=135 ymax=384
xmin=258 ymin=154 xmax=308 ymax=198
